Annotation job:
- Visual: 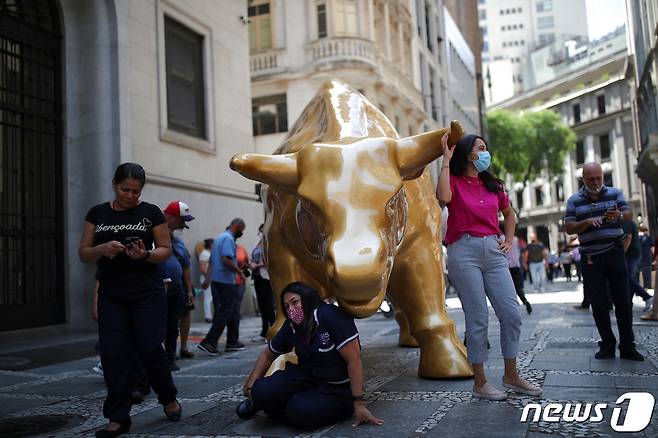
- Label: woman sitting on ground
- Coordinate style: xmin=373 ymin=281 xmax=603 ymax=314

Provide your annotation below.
xmin=237 ymin=282 xmax=383 ymax=429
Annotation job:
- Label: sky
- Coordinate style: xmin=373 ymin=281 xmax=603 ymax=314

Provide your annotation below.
xmin=585 ymin=0 xmax=628 ymax=40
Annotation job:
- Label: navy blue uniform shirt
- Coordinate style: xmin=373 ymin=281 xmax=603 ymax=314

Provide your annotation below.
xmin=269 ymin=303 xmax=359 ymax=384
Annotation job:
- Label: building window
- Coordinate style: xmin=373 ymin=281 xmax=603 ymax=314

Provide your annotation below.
xmin=573 ymin=103 xmax=581 ymax=123
xmin=597 ymin=95 xmax=606 ymax=115
xmin=538 ymin=33 xmax=554 ymax=45
xmin=165 ymin=17 xmax=206 ymax=139
xmin=429 ymin=66 xmax=437 ymax=121
xmin=604 ymin=172 xmax=613 ymax=187
xmin=335 ymin=0 xmax=358 ymax=36
xmin=479 ymin=9 xmax=486 ymax=20
xmin=425 ymin=1 xmax=433 ymax=52
xmin=252 ymin=94 xmax=288 ymax=136
xmin=481 ymin=26 xmax=487 ymax=36
xmin=317 ymin=3 xmax=327 ymax=38
xmin=576 ymin=140 xmax=585 ymax=164
xmin=600 ymin=133 xmax=611 ymax=160
xmin=516 ymin=190 xmax=524 ymax=209
xmin=535 ymin=187 xmax=544 ymax=206
xmin=537 ymin=16 xmax=554 ymax=29
xmin=536 ymin=0 xmax=553 ymax=12
xmin=248 ymin=1 xmax=272 ymax=53
xmin=555 ymin=180 xmax=564 ymax=202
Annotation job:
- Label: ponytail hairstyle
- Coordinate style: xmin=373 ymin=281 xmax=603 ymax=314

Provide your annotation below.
xmin=449 ymin=134 xmax=505 ymax=194
xmin=280 ymin=282 xmax=322 ymax=344
xmin=113 ymin=162 xmax=146 ymax=187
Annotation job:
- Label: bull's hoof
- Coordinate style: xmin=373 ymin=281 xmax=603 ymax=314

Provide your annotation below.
xmin=418 ymin=350 xmax=473 ymax=379
xmin=398 ymin=334 xmax=420 ymax=348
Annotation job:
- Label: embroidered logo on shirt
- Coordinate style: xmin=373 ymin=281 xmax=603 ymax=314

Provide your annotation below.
xmin=319 ymin=332 xmax=332 ymax=346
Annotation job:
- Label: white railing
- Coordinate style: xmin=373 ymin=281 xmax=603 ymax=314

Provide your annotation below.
xmin=250 ymin=49 xmax=286 ymax=77
xmin=306 ymin=37 xmax=376 ymax=66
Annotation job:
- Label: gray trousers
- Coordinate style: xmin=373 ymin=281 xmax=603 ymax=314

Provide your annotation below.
xmin=447 ymin=234 xmax=522 ymax=364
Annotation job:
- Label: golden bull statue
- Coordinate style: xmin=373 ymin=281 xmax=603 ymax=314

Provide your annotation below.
xmin=231 ymin=80 xmax=472 ymax=378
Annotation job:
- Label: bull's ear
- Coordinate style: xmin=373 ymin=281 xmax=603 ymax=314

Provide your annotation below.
xmin=230 ymin=153 xmax=298 ymax=192
xmin=396 ymin=120 xmax=464 ymax=180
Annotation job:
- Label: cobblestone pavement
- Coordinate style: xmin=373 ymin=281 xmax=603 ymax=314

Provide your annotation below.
xmin=1 ymin=279 xmax=656 ymax=437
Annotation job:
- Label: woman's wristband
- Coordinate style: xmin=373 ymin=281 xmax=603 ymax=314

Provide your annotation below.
xmin=352 ymin=394 xmax=364 ymax=402
xmin=142 ymin=250 xmax=150 ymax=261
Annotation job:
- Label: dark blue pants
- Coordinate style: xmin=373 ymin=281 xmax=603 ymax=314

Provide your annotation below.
xmin=165 ymin=285 xmax=185 ymax=360
xmin=254 ymin=276 xmax=275 ymax=337
xmin=98 ymin=288 xmax=177 ymax=424
xmin=251 ymin=365 xmax=353 ymax=429
xmin=204 ymin=282 xmax=240 ymax=346
xmin=626 ymin=255 xmax=651 ymax=301
xmin=581 ymin=247 xmax=635 ymax=349
xmin=640 ymin=262 xmax=652 ymax=290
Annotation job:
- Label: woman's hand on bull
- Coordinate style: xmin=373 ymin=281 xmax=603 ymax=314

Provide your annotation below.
xmin=101 ymin=241 xmax=125 ymax=259
xmin=125 ymin=239 xmax=147 ymax=260
xmin=498 ymin=240 xmax=512 ymax=254
xmin=441 ymin=132 xmax=454 ymax=162
xmin=352 ymin=403 xmax=384 ymax=427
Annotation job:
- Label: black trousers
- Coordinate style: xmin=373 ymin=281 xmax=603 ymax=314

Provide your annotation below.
xmin=165 ymin=285 xmax=184 ymax=360
xmin=509 ymin=267 xmax=529 ymax=305
xmin=98 ymin=288 xmax=177 ymax=424
xmin=581 ymin=246 xmax=635 ymax=349
xmin=204 ymin=282 xmax=240 ymax=346
xmin=251 ymin=365 xmax=353 ymax=429
xmin=254 ymin=276 xmax=275 ymax=337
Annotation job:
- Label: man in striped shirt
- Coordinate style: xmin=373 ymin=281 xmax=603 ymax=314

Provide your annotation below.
xmin=564 ymin=162 xmax=643 ymax=361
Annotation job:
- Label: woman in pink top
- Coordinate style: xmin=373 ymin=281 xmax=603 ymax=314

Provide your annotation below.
xmin=436 ymin=133 xmax=541 ymax=400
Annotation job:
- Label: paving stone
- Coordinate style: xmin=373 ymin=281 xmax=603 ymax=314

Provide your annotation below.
xmin=544 ymin=374 xmax=616 ymax=388
xmin=329 ymin=400 xmax=443 ymax=437
xmin=531 ymin=357 xmax=591 ymax=372
xmin=24 ymin=377 xmax=106 ymax=397
xmin=0 ymin=396 xmax=62 ymax=417
xmin=429 ymin=402 xmax=528 ymax=437
xmin=589 ymin=357 xmax=656 ymax=373
xmin=540 ymin=385 xmax=620 ymax=402
xmin=614 ymin=376 xmax=658 ymax=390
xmin=0 ymin=373 xmax=37 ymax=388
xmin=173 ymin=376 xmax=244 ymax=398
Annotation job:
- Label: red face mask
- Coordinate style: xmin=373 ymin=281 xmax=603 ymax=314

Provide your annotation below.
xmin=287 ymin=306 xmax=304 ymax=325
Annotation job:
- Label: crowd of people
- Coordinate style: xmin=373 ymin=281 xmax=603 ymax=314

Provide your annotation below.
xmin=79 ymin=149 xmax=657 ymax=435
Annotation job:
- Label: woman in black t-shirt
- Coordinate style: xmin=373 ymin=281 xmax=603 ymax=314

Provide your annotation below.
xmin=79 ymin=163 xmax=181 ymax=438
xmin=237 ymin=282 xmax=383 ymax=429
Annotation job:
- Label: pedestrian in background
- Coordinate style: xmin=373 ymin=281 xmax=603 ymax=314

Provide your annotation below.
xmin=79 ymin=163 xmax=181 ymax=437
xmin=639 ymin=226 xmax=653 ymax=290
xmin=559 ymin=246 xmax=572 ymax=281
xmin=546 ymin=251 xmax=559 ymax=283
xmin=570 ymin=244 xmax=582 ymax=282
xmin=251 ymin=224 xmax=275 ymax=339
xmin=436 ymin=133 xmax=541 ymax=401
xmin=564 ymin=162 xmax=643 ymax=361
xmin=199 ymin=238 xmax=214 ymax=323
xmin=198 ymin=218 xmax=247 ymax=355
xmin=621 ymin=211 xmax=653 ymax=311
xmin=525 ymin=234 xmax=548 ymax=292
xmin=161 ymin=201 xmax=196 ymax=370
xmin=506 ymin=235 xmax=532 ymax=314
xmin=232 ymin=242 xmax=250 ymax=347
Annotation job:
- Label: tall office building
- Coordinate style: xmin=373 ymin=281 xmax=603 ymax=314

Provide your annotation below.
xmin=478 ymin=0 xmax=589 ymax=105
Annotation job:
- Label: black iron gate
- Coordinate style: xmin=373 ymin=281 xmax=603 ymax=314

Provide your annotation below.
xmin=0 ymin=0 xmax=64 ymax=332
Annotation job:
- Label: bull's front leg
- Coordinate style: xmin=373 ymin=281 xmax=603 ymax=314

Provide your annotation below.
xmin=388 ymin=256 xmax=472 ymax=379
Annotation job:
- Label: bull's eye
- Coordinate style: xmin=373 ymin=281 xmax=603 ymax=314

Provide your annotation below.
xmin=295 ymin=199 xmax=327 ymax=259
xmin=385 ymin=188 xmax=407 ymax=249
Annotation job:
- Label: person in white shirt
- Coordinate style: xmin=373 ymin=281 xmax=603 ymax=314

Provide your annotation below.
xmin=199 ymin=239 xmax=213 ymax=323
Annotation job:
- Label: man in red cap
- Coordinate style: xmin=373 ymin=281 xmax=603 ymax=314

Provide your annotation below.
xmin=161 ymin=201 xmax=195 ymax=371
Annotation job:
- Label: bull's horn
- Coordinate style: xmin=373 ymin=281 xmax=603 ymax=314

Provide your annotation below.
xmin=396 ymin=120 xmax=464 ymax=179
xmin=229 ymin=153 xmax=298 ymax=191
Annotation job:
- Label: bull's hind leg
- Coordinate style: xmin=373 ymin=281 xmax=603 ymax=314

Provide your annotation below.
xmin=388 ymin=260 xmax=472 ymax=379
xmin=387 ymin=296 xmax=419 ymax=347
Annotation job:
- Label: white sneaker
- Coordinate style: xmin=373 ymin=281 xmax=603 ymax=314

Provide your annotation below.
xmin=643 ymin=296 xmax=654 ymax=312
xmin=502 ymin=378 xmax=542 ymax=396
xmin=473 ymin=383 xmax=507 ymax=400
xmin=92 ymin=363 xmax=103 ymax=376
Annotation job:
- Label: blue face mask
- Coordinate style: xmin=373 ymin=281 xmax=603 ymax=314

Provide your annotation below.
xmin=472 ymin=151 xmax=491 ymax=173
